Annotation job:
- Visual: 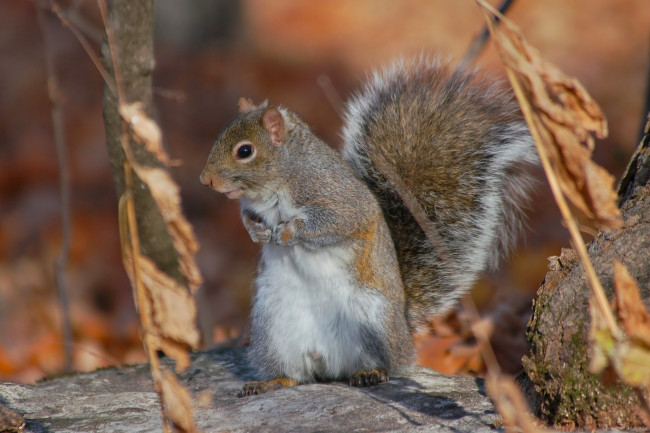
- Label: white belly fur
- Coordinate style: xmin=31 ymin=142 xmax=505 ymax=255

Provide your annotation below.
xmin=252 ymin=242 xmax=388 ymax=382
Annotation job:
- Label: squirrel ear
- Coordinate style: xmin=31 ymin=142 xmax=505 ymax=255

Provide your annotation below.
xmin=238 ymin=97 xmax=256 ymax=113
xmin=261 ymin=107 xmax=287 ymax=146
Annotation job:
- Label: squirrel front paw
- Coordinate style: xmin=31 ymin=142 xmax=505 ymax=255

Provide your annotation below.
xmin=272 ymin=220 xmax=304 ymax=246
xmin=349 ymin=368 xmax=389 ymax=387
xmin=242 ymin=212 xmax=272 ymax=244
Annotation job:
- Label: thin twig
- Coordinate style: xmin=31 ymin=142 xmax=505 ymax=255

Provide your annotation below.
xmin=49 ymin=0 xmax=116 ymax=96
xmin=96 ymin=0 xmax=124 ymax=102
xmin=36 ymin=0 xmax=73 ymax=372
xmin=317 ymin=74 xmax=345 ymax=117
xmin=460 ymin=296 xmax=501 ymax=375
xmin=460 ymin=0 xmax=516 ymax=67
xmin=65 ymin=0 xmax=105 ymax=44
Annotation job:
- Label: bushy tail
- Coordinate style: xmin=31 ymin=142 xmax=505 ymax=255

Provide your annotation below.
xmin=341 ymin=57 xmax=538 ymax=328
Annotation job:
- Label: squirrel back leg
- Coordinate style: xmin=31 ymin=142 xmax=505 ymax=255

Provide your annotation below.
xmin=239 ymin=377 xmax=299 ymax=397
xmin=349 ymin=368 xmax=389 ymax=387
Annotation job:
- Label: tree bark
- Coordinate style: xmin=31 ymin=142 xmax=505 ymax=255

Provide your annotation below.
xmin=522 ymin=119 xmax=650 ymax=429
xmin=101 ymin=0 xmax=184 ymax=285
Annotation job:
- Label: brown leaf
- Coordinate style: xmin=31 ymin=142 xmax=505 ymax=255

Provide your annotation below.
xmin=589 ymin=263 xmax=650 ymax=389
xmin=588 ymin=296 xmax=613 ymax=376
xmin=149 ymin=334 xmax=192 ymax=372
xmin=134 ymin=166 xmax=203 ymax=292
xmin=121 ymin=246 xmax=201 ymax=354
xmin=485 ymin=374 xmax=549 ymax=433
xmin=119 ymin=102 xmax=179 ymax=167
xmin=613 ymin=261 xmax=650 ymax=348
xmin=159 ymin=367 xmax=198 ymax=433
xmin=475 ymin=0 xmax=622 ymax=231
xmin=119 ymin=103 xmax=202 ymax=292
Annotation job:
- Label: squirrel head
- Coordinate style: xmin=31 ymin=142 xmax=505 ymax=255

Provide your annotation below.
xmin=200 ymin=98 xmax=294 ymax=201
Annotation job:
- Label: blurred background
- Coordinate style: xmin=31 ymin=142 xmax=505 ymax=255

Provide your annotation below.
xmin=1 ymin=0 xmax=648 ymax=383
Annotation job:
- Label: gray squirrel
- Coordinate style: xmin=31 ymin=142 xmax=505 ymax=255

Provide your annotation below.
xmin=200 ymin=57 xmax=537 ymax=396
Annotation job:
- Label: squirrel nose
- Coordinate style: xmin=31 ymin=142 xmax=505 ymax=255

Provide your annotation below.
xmin=199 ymin=170 xmax=212 ymax=187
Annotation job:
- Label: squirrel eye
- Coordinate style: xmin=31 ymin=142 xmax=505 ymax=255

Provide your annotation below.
xmin=233 ymin=141 xmax=256 ymax=162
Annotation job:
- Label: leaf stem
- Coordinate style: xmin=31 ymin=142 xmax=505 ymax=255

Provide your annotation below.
xmin=476 ymin=0 xmax=620 ymax=336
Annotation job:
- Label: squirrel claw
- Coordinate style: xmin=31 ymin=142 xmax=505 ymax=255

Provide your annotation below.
xmin=239 ymin=381 xmax=263 ymax=397
xmin=239 ymin=378 xmax=298 ymax=397
xmin=348 ymin=368 xmax=389 ymax=387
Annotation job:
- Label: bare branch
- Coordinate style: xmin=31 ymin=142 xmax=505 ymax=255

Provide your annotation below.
xmin=461 ymin=0 xmax=516 ymax=66
xmin=36 ymin=0 xmax=73 ymax=373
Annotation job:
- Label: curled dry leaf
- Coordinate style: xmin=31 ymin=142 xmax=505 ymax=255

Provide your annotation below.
xmin=119 ymin=102 xmax=179 ymax=167
xmin=159 ymin=367 xmax=198 ymax=433
xmin=475 ymin=0 xmax=622 ymax=231
xmin=613 ymin=262 xmax=650 ymax=348
xmin=135 ymin=165 xmax=203 ymax=292
xmin=589 ymin=262 xmax=650 ymax=388
xmin=485 ymin=374 xmax=549 ymax=433
xmin=135 ymin=254 xmax=200 ymax=350
xmin=119 ymin=200 xmax=201 ymax=361
xmin=588 ymin=296 xmax=613 ymax=377
xmin=118 ymin=102 xmax=202 ymax=293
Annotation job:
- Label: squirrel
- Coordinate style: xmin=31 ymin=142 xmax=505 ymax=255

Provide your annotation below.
xmin=200 ymin=56 xmax=537 ymax=396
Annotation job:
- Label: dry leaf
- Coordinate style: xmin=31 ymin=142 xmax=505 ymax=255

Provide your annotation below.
xmin=159 ymin=367 xmax=198 ymax=433
xmin=119 ymin=102 xmax=179 ymax=166
xmin=613 ymin=262 xmax=650 ymax=347
xmin=131 ymin=162 xmax=202 ymax=293
xmin=131 ymin=166 xmax=202 ymax=287
xmin=588 ymin=296 xmax=614 ymax=376
xmin=118 ymin=102 xmax=203 ymax=293
xmin=485 ymin=374 xmax=549 ymax=433
xmin=154 ymin=336 xmax=192 ymax=372
xmin=589 ymin=262 xmax=650 ymax=388
xmin=119 ymin=233 xmax=201 ymax=354
xmin=135 ymin=254 xmax=200 ymax=348
xmin=119 ymin=191 xmax=200 ymax=373
xmin=475 ymin=0 xmax=622 ymax=231
xmin=611 ymin=262 xmax=650 ymax=388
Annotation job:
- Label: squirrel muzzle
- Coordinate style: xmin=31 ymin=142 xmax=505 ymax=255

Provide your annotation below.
xmin=200 ymin=170 xmax=243 ymax=199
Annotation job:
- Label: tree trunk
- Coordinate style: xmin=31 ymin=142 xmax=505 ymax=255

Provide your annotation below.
xmin=101 ymin=0 xmax=185 ymax=285
xmin=522 ymin=119 xmax=650 ymax=429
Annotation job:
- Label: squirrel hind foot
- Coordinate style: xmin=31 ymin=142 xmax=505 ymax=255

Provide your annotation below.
xmin=348 ymin=368 xmax=389 ymax=387
xmin=239 ymin=377 xmax=299 ymax=397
